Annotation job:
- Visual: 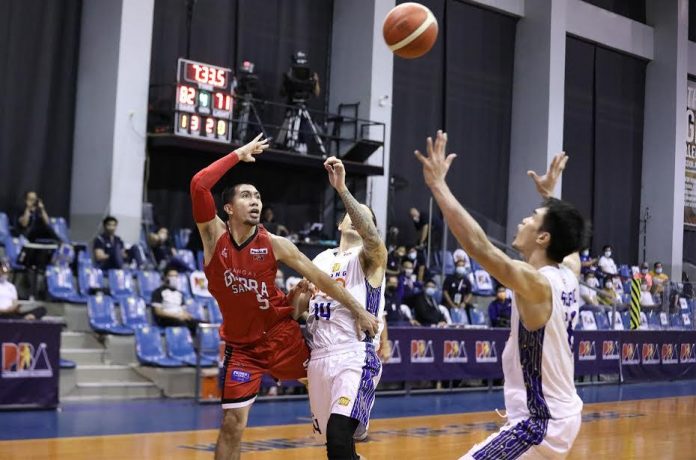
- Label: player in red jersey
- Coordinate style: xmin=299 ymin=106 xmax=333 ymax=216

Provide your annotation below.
xmin=190 ymin=133 xmax=379 ymax=460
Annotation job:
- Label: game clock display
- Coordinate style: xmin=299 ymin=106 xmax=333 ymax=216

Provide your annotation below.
xmin=174 ymin=58 xmax=234 ymax=143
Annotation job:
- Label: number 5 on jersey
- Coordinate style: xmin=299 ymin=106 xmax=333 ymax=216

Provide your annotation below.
xmin=257 ymin=294 xmax=270 ymax=310
xmin=313 ymin=302 xmax=332 ymax=320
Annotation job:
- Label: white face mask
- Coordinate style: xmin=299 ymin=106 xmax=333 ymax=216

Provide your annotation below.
xmin=656 ymin=268 xmax=663 ymax=274
xmin=641 ymin=269 xmax=648 ymax=274
xmin=404 ymin=268 xmax=413 ymax=277
xmin=582 ymin=250 xmax=589 ymax=257
xmin=167 ymin=276 xmax=179 ymax=287
xmin=604 ymin=251 xmax=612 ymax=258
xmin=455 ymin=267 xmax=466 ymax=276
xmin=425 ymin=287 xmax=436 ymax=297
xmin=408 ymin=252 xmax=417 ymax=260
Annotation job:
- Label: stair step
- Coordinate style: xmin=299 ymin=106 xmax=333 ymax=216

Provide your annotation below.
xmin=61 ymin=348 xmax=106 ymax=365
xmin=61 ymin=331 xmax=102 ymax=349
xmin=73 ymin=364 xmax=150 ymax=383
xmin=61 ymin=381 xmax=161 ymax=400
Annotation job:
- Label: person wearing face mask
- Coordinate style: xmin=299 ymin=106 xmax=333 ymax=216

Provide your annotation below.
xmin=151 ymin=268 xmax=202 ymax=336
xmin=639 ymin=281 xmax=656 ymax=308
xmin=488 ymin=286 xmax=512 ymax=328
xmin=633 ymin=262 xmax=653 ymax=290
xmin=579 ymin=271 xmax=599 ymax=307
xmin=579 ymin=248 xmax=597 ymax=275
xmin=386 ymin=246 xmax=406 ymax=277
xmin=406 ymin=246 xmax=426 ymax=282
xmin=412 ymin=280 xmax=447 ymax=327
xmin=442 ymin=260 xmax=474 ymax=324
xmin=396 ymin=259 xmax=422 ymax=306
xmin=598 ymin=279 xmax=621 ymax=308
xmin=384 ymin=276 xmax=417 ymax=325
xmin=598 ymin=245 xmax=617 ymax=277
xmin=0 ymin=261 xmax=46 ymax=320
xmin=650 ymin=262 xmax=669 ymax=299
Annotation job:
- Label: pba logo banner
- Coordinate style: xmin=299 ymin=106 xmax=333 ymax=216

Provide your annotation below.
xmin=577 ymin=340 xmax=596 ymax=361
xmin=602 ymin=340 xmax=620 ymax=360
xmin=621 ymin=343 xmax=640 ymax=365
xmin=680 ymin=343 xmax=696 ymax=363
xmin=661 ymin=344 xmax=678 ymax=365
xmin=2 ymin=342 xmax=53 ymax=378
xmin=443 ymin=340 xmax=468 ymax=363
xmin=410 ymin=339 xmax=434 ymax=363
xmin=386 ymin=340 xmax=402 ymax=364
xmin=641 ymin=343 xmax=660 ymax=365
xmin=475 ymin=341 xmax=497 ymax=363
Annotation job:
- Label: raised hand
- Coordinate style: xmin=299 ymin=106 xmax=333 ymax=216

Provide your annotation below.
xmin=237 ymin=133 xmax=270 ymax=162
xmin=323 ymin=156 xmax=347 ymax=193
xmin=527 ymin=153 xmax=568 ymax=199
xmin=414 ymin=130 xmax=457 ymax=188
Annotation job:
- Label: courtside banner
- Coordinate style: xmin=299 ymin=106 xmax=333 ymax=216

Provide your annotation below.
xmin=0 ymin=320 xmax=61 ymax=408
xmin=686 ymin=79 xmax=696 ymax=228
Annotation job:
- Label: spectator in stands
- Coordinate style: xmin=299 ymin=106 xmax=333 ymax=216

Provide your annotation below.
xmin=452 ymin=248 xmax=470 ymax=269
xmin=0 ymin=261 xmax=45 ymax=320
xmin=93 ymin=216 xmax=126 ymax=271
xmin=598 ymin=278 xmax=621 ymax=308
xmin=384 ymin=275 xmax=417 ymax=325
xmin=386 ymin=246 xmax=406 ymax=276
xmin=579 ymin=248 xmax=597 ymax=275
xmin=151 ymin=268 xmax=201 ymax=336
xmin=650 ymin=262 xmax=669 ymax=299
xmin=15 ymin=191 xmax=60 ymax=242
xmin=579 ymin=271 xmax=599 ymax=307
xmin=442 ymin=260 xmax=474 ymax=323
xmin=488 ymin=286 xmax=512 ymax=328
xmin=406 ymin=245 xmax=427 ymax=281
xmin=396 ymin=259 xmax=422 ymax=306
xmin=598 ymin=244 xmax=618 ymax=277
xmin=639 ymin=281 xmax=656 ymax=308
xmin=148 ymin=226 xmax=192 ymax=272
xmin=386 ymin=226 xmax=400 ymax=251
xmin=409 ymin=207 xmax=443 ymax=253
xmin=412 ymin=279 xmax=447 ymax=327
xmin=611 ymin=274 xmax=626 ymax=299
xmin=261 ymin=207 xmax=289 ymax=236
xmin=634 ymin=262 xmax=653 ymax=290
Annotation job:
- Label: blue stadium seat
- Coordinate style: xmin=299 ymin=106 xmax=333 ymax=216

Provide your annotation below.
xmin=449 ymin=306 xmax=469 ymax=325
xmin=0 ymin=212 xmax=10 ymax=243
xmin=164 ymin=327 xmax=216 ymax=367
xmin=206 ymin=298 xmax=222 ymax=324
xmin=49 ymin=217 xmax=70 ymax=242
xmin=117 ymin=295 xmax=150 ymax=328
xmin=618 ymin=265 xmax=631 ymax=279
xmin=60 ymin=358 xmax=77 ymax=369
xmin=108 ymin=269 xmax=135 ymax=297
xmin=4 ymin=236 xmax=27 ymax=270
xmin=78 ymin=265 xmax=105 ymax=296
xmin=176 ymin=273 xmax=192 ymax=300
xmin=469 ymin=309 xmax=488 ymax=327
xmin=46 ymin=265 xmax=87 ymax=303
xmin=51 ymin=243 xmax=75 ymax=266
xmin=198 ymin=326 xmax=221 ymax=361
xmin=647 ymin=311 xmax=662 ymax=330
xmin=87 ymin=294 xmax=132 ymax=335
xmin=173 ymin=228 xmax=192 ymax=250
xmin=186 ymin=299 xmax=207 ymax=321
xmin=136 ymin=270 xmax=162 ymax=302
xmin=469 ymin=258 xmax=483 ymax=272
xmin=669 ymin=313 xmax=684 ymax=329
xmin=77 ymin=249 xmax=93 ymax=269
xmin=196 ymin=250 xmax=205 ymax=270
xmin=594 ymin=311 xmax=611 ymax=330
xmin=681 ymin=311 xmax=693 ymax=330
xmin=134 ymin=326 xmax=184 ymax=367
xmin=621 ymin=311 xmax=630 ymax=329
xmin=175 ymin=249 xmax=196 ymax=272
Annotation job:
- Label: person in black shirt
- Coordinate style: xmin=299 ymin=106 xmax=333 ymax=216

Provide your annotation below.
xmin=15 ymin=191 xmax=60 ymax=242
xmin=151 ymin=268 xmax=201 ymax=336
xmin=488 ymin=285 xmax=512 ymax=327
xmin=386 ymin=246 xmax=406 ymax=277
xmin=442 ymin=260 xmax=474 ymax=323
xmin=261 ymin=207 xmax=289 ymax=236
xmin=93 ymin=216 xmax=126 ymax=271
xmin=384 ymin=275 xmax=416 ymax=325
xmin=412 ymin=279 xmax=447 ymax=327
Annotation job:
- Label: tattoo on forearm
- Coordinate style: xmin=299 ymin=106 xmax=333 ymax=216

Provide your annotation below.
xmin=338 ymin=189 xmax=381 ymax=250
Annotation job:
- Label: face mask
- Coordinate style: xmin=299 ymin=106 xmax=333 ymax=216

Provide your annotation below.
xmin=455 ymin=267 xmax=466 ymax=276
xmin=656 ymin=268 xmax=663 ymax=274
xmin=403 ymin=268 xmax=413 ymax=276
xmin=167 ymin=276 xmax=178 ymax=287
xmin=641 ymin=269 xmax=648 ymax=274
xmin=425 ymin=287 xmax=436 ymax=297
xmin=408 ymin=252 xmax=417 ymax=260
xmin=604 ymin=251 xmax=612 ymax=258
xmin=582 ymin=250 xmax=589 ymax=257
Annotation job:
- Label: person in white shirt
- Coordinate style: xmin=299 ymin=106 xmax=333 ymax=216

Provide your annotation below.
xmin=579 ymin=272 xmax=599 ymax=307
xmin=0 ymin=261 xmax=45 ymax=320
xmin=639 ymin=282 xmax=656 ymax=307
xmin=415 ymin=131 xmax=586 ymax=459
xmin=598 ymin=245 xmax=617 ymax=276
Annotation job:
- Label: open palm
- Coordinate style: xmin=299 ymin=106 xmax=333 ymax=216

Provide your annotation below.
xmin=527 ymin=153 xmax=568 ymax=199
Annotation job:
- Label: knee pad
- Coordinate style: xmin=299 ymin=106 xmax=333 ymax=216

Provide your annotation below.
xmin=326 ymin=414 xmax=359 ymax=460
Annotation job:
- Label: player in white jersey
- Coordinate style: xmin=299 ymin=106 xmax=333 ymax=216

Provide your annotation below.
xmin=415 ymin=131 xmax=588 ymax=459
xmin=293 ymin=156 xmax=388 ymax=460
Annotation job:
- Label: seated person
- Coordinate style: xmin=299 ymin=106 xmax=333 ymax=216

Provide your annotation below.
xmin=261 ymin=207 xmax=289 ymax=236
xmin=639 ymin=281 xmax=656 ymax=308
xmin=442 ymin=260 xmax=474 ymax=323
xmin=580 ymin=271 xmax=599 ymax=307
xmin=634 ymin=262 xmax=652 ymax=290
xmin=412 ymin=279 xmax=447 ymax=327
xmin=488 ymin=286 xmax=512 ymax=328
xmin=15 ymin=191 xmax=60 ymax=242
xmin=0 ymin=261 xmax=45 ymax=320
xmin=384 ymin=275 xmax=418 ymax=325
xmin=148 ymin=226 xmax=192 ymax=272
xmin=93 ymin=216 xmax=126 ymax=271
xmin=598 ymin=245 xmax=618 ymax=276
xmin=406 ymin=246 xmax=426 ymax=282
xmin=650 ymin=262 xmax=669 ymax=299
xmin=151 ymin=268 xmax=201 ymax=336
xmin=396 ymin=259 xmax=422 ymax=306
xmin=386 ymin=246 xmax=406 ymax=277
xmin=598 ymin=278 xmax=621 ymax=308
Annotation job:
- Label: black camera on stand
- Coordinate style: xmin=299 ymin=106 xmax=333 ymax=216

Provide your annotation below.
xmin=234 ymin=60 xmax=267 ymax=143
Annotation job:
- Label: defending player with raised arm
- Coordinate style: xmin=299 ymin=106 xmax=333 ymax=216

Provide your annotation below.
xmin=415 ymin=131 xmax=588 ymax=459
xmin=190 ymin=134 xmax=377 ymax=460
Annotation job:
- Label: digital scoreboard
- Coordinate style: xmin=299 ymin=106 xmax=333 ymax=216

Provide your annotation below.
xmin=174 ymin=58 xmax=234 ymax=143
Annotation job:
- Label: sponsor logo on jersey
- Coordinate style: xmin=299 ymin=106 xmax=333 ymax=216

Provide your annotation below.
xmin=641 ymin=343 xmax=660 ymax=365
xmin=621 ymin=343 xmax=640 ymax=365
xmin=410 ymin=339 xmax=434 ymax=363
xmin=602 ymin=340 xmax=620 ymax=360
xmin=338 ymin=396 xmax=351 ymax=406
xmin=331 ymin=263 xmax=341 ymax=273
xmin=231 ymin=370 xmax=251 ymax=383
xmin=2 ymin=342 xmax=53 ymax=378
xmin=661 ymin=344 xmax=678 ymax=364
xmin=443 ymin=340 xmax=468 ymax=363
xmin=578 ymin=340 xmax=596 ymax=361
xmin=250 ymin=248 xmax=268 ymax=255
xmin=475 ymin=341 xmax=497 ymax=363
xmin=386 ymin=340 xmax=401 ymax=364
xmin=681 ymin=343 xmax=696 ymax=363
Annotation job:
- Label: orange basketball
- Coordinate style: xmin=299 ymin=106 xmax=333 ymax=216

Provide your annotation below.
xmin=383 ymin=2 xmax=438 ymax=59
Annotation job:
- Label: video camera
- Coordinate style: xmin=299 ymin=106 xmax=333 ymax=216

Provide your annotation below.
xmin=282 ymin=51 xmax=317 ymax=103
xmin=236 ymin=60 xmax=259 ymax=96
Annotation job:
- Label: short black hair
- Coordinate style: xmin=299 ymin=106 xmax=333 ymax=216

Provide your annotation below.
xmin=654 ymin=262 xmax=662 ymax=268
xmin=103 ymin=216 xmax=118 ymax=226
xmin=539 ymin=198 xmax=590 ymax=263
xmin=221 ymin=183 xmax=257 ymax=204
xmin=602 ymin=244 xmax=611 ymax=252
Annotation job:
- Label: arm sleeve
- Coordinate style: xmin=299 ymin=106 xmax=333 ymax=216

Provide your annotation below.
xmin=190 ymin=151 xmax=240 ymax=223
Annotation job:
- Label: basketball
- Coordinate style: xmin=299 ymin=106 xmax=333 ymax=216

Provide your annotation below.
xmin=383 ymin=2 xmax=438 ymax=59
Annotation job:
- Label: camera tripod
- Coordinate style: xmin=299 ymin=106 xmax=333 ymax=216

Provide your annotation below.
xmin=276 ymin=100 xmax=326 ymax=155
xmin=234 ymin=93 xmax=267 ymax=144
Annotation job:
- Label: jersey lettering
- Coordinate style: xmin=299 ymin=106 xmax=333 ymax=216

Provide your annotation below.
xmin=312 ymin=302 xmax=332 ymax=320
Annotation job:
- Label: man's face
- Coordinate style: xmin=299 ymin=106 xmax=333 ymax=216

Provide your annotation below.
xmin=26 ymin=192 xmax=37 ymax=207
xmin=395 ymin=246 xmax=406 ymax=258
xmin=511 ymin=207 xmax=548 ymax=254
xmin=496 ymin=288 xmax=506 ymax=300
xmin=158 ymin=228 xmax=169 ymax=241
xmin=105 ymin=221 xmax=117 ymax=235
xmin=225 ymin=185 xmax=262 ymax=226
xmin=409 ymin=208 xmax=419 ymax=221
xmin=401 ymin=261 xmax=414 ymax=275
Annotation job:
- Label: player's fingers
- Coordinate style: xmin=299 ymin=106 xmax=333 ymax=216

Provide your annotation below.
xmin=426 ymin=137 xmax=433 ymax=156
xmin=527 ymin=170 xmax=539 ymax=182
xmin=445 ymin=153 xmax=457 ymax=167
xmin=414 ymin=150 xmax=426 ymax=164
xmin=251 ymin=133 xmax=263 ymax=143
xmin=559 ymin=155 xmax=569 ymax=170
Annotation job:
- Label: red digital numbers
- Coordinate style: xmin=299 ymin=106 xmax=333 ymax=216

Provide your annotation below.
xmin=188 ymin=63 xmax=226 ymax=88
xmin=213 ymin=92 xmax=232 ymax=112
xmin=178 ymin=85 xmax=196 ymax=106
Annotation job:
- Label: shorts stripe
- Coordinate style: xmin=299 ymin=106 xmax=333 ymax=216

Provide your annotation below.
xmin=472 ymin=418 xmax=549 ymax=459
xmin=349 ymin=344 xmax=380 ymax=427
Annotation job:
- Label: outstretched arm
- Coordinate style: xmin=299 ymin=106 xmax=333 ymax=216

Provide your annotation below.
xmin=324 ymin=157 xmax=387 ymax=283
xmin=190 ymin=134 xmax=269 ymax=264
xmin=415 ymin=131 xmax=550 ymax=329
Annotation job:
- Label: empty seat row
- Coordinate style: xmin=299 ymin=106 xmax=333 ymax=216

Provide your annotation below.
xmin=135 ymin=325 xmax=219 ymax=368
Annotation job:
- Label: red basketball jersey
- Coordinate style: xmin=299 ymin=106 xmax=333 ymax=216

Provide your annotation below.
xmin=204 ymin=225 xmax=294 ymax=345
